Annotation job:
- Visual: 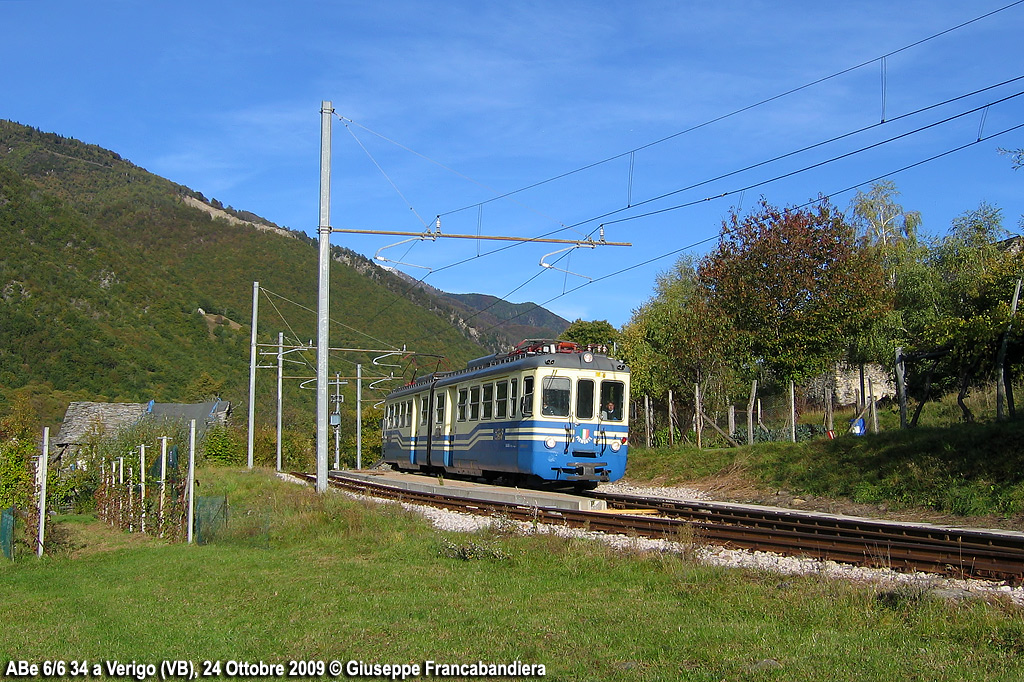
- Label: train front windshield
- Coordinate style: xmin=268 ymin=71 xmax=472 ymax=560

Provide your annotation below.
xmin=541 ymin=377 xmax=571 ymax=417
xmin=600 ymin=381 xmax=625 ymax=421
xmin=538 ymin=376 xmax=626 ymax=422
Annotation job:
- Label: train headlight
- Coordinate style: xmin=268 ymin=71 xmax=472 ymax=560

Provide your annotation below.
xmin=610 ymin=440 xmax=621 ymax=453
xmin=544 ymin=437 xmax=557 ymax=449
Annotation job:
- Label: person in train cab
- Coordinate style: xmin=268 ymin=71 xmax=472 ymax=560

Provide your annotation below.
xmin=601 ymin=401 xmax=618 ymax=421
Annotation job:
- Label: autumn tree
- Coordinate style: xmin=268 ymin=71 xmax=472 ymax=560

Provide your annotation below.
xmin=698 ymin=198 xmax=887 ymax=382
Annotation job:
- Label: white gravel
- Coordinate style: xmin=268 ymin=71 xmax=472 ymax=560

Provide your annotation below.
xmin=597 ymin=480 xmax=707 ymax=501
xmin=280 ymin=473 xmax=1024 ymax=606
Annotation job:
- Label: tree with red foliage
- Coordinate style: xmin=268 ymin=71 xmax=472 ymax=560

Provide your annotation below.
xmin=698 ymin=198 xmax=887 ymax=382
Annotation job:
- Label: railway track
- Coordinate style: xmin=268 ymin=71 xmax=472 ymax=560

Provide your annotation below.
xmin=293 ymin=471 xmax=1024 ymax=582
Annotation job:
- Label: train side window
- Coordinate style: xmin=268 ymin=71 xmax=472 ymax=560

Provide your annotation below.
xmin=469 ymin=386 xmax=481 ymax=421
xmin=495 ymin=380 xmax=508 ymax=419
xmin=577 ymin=379 xmax=595 ymax=420
xmin=457 ymin=388 xmax=468 ymax=422
xmin=386 ymin=404 xmax=392 ymax=429
xmin=521 ymin=376 xmax=533 ymax=417
xmin=435 ymin=392 xmax=446 ymax=425
xmin=482 ymin=383 xmax=494 ymax=420
xmin=510 ymin=378 xmax=519 ymax=418
xmin=406 ymin=400 xmax=413 ymax=428
xmin=542 ymin=377 xmax=571 ymax=417
xmin=600 ymin=381 xmax=625 ymax=421
xmin=420 ymin=397 xmax=429 ymax=426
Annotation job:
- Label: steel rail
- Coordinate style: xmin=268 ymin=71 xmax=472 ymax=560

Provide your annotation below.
xmin=587 ymin=491 xmax=1024 ymax=569
xmin=294 ymin=472 xmax=1024 ymax=582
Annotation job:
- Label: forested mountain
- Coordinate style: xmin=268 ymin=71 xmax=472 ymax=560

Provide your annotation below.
xmin=0 ymin=120 xmax=557 ymax=431
xmin=444 ymin=292 xmax=569 ymax=341
xmin=380 ymin=268 xmax=569 ymax=341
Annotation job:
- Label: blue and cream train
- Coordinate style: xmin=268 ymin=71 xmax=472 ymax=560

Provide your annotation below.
xmin=382 ymin=340 xmax=630 ymax=486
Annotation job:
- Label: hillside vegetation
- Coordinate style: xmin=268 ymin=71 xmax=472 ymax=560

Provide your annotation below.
xmin=0 ymin=121 xmax=510 ymax=447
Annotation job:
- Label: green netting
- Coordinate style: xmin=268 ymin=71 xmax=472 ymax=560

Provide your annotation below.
xmin=1 ymin=506 xmax=15 ymax=560
xmin=147 ymin=446 xmax=181 ymax=480
xmin=195 ymin=496 xmax=228 ymax=545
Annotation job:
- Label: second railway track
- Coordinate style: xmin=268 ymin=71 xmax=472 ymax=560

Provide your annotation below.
xmin=294 ymin=471 xmax=1024 ymax=583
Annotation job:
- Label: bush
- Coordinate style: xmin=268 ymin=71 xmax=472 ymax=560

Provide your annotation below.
xmin=202 ymin=424 xmax=245 ymax=465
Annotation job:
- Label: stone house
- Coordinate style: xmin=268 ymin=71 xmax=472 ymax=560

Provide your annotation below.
xmin=52 ymin=399 xmax=231 ymax=465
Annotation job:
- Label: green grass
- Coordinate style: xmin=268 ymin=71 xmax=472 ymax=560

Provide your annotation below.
xmin=627 ymin=394 xmax=1024 ymax=518
xmin=3 ymin=468 xmax=1023 ymax=681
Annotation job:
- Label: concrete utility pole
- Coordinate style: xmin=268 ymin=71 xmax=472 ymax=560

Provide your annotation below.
xmin=316 ymin=101 xmax=333 ymax=493
xmin=277 ymin=331 xmax=284 ymax=472
xmin=187 ymin=419 xmax=196 ymax=544
xmin=37 ymin=428 xmax=49 ymax=558
xmin=247 ymin=280 xmax=259 ymax=469
xmin=356 ymin=363 xmax=363 ymax=469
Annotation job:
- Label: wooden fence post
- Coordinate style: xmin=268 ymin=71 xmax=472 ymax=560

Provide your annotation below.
xmin=747 ymin=380 xmax=757 ymax=445
xmin=789 ymin=380 xmax=796 ymax=443
xmin=997 ymin=278 xmax=1022 ymax=421
xmin=644 ymin=395 xmax=652 ymax=448
xmin=728 ymin=405 xmax=735 ymax=437
xmin=825 ymin=382 xmax=834 ymax=433
xmin=668 ymin=389 xmax=675 ymax=447
xmin=895 ymin=347 xmax=907 ymax=429
xmin=694 ymin=383 xmax=703 ymax=449
xmin=869 ymin=378 xmax=878 ymax=434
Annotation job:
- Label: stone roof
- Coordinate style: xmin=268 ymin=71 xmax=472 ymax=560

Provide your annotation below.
xmin=55 ymin=399 xmax=231 ymax=447
xmin=54 ymin=401 xmax=148 ymax=446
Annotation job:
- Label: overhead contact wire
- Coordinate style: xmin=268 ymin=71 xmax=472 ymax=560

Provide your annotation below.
xmin=436 ymin=0 xmax=1024 ymax=219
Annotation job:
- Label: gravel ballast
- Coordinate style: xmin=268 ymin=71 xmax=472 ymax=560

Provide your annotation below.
xmin=281 ymin=473 xmax=1024 ymax=605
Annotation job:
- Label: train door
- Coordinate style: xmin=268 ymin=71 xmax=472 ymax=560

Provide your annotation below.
xmin=574 ymin=378 xmax=597 ymax=448
xmin=430 ymin=386 xmax=451 ymax=467
xmin=407 ymin=398 xmax=418 ymax=466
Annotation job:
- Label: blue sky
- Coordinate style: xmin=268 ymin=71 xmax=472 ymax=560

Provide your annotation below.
xmin=3 ymin=1 xmax=1023 ymax=331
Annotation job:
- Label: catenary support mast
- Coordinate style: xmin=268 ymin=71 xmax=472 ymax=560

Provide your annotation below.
xmin=316 ymin=101 xmax=333 ymax=493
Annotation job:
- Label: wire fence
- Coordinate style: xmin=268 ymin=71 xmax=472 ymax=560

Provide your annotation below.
xmin=94 ymin=456 xmax=191 ymax=541
xmin=631 ymin=378 xmax=878 ymax=449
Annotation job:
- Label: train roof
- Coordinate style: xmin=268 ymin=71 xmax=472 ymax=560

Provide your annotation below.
xmin=385 ymin=340 xmax=629 ymax=400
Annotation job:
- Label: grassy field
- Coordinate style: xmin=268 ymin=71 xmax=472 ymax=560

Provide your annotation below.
xmin=626 ymin=398 xmax=1024 ymax=519
xmin=3 ymin=468 xmax=1023 ymax=681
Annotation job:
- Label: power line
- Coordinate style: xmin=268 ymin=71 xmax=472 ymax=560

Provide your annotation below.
xmin=381 ymin=85 xmax=1024 ymax=347
xmin=260 ymin=287 xmax=401 ymax=351
xmin=456 ymin=120 xmax=1024 ymax=340
xmin=435 ymin=0 xmax=1024 ymax=219
xmin=564 ymin=76 xmax=1024 ymax=231
xmin=338 ymin=5 xmax=1024 ymax=345
xmin=599 ymin=89 xmax=1024 ymax=228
